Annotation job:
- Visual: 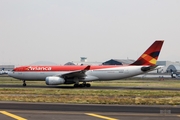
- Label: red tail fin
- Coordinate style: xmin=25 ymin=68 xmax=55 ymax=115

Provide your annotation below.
xmin=131 ymin=40 xmax=164 ymax=66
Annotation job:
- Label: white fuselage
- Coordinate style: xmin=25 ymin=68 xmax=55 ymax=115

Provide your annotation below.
xmin=8 ymin=66 xmax=144 ymax=82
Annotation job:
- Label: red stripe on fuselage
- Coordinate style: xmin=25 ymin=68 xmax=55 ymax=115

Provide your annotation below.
xmin=13 ymin=65 xmax=122 ymax=72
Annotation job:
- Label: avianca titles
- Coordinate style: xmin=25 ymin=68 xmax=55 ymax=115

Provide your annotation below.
xmin=8 ymin=40 xmax=164 ymax=87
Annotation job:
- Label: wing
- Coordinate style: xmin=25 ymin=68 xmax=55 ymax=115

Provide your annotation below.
xmin=61 ymin=65 xmax=91 ymax=79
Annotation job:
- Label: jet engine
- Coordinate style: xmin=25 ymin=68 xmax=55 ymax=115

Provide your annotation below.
xmin=45 ymin=76 xmax=65 ymax=85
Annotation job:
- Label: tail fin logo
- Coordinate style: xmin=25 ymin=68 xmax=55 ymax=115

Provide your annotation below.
xmin=141 ymin=53 xmax=158 ymax=65
xmin=131 ymin=40 xmax=164 ymax=66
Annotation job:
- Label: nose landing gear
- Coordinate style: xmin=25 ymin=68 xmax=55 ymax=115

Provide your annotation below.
xmin=22 ymin=80 xmax=26 ymax=86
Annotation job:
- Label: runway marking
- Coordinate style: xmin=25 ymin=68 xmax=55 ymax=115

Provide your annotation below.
xmin=85 ymin=113 xmax=118 ymax=120
xmin=0 ymin=111 xmax=27 ymax=120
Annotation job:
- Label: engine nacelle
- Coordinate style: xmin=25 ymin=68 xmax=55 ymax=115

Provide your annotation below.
xmin=45 ymin=76 xmax=65 ymax=85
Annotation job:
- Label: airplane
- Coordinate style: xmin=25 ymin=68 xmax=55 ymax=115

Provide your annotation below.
xmin=170 ymin=69 xmax=180 ymax=79
xmin=8 ymin=40 xmax=164 ymax=87
xmin=0 ymin=68 xmax=9 ymax=75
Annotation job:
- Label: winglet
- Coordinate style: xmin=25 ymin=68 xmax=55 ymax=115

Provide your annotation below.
xmin=131 ymin=40 xmax=164 ymax=66
xmin=84 ymin=65 xmax=90 ymax=71
xmin=80 ymin=65 xmax=91 ymax=74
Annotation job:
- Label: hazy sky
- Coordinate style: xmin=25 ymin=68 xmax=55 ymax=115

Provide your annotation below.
xmin=1 ymin=0 xmax=180 ymax=65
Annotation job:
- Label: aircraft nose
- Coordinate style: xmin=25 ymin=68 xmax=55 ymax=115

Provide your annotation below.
xmin=7 ymin=71 xmax=13 ymax=77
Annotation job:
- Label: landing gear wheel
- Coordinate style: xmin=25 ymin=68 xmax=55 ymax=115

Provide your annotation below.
xmin=86 ymin=83 xmax=91 ymax=87
xmin=74 ymin=84 xmax=79 ymax=88
xmin=23 ymin=80 xmax=26 ymax=86
xmin=79 ymin=84 xmax=85 ymax=87
xmin=74 ymin=83 xmax=91 ymax=88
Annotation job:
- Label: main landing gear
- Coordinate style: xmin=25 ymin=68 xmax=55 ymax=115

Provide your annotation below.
xmin=73 ymin=83 xmax=91 ymax=88
xmin=22 ymin=80 xmax=26 ymax=86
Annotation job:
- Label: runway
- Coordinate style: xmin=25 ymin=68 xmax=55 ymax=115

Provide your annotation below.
xmin=1 ymin=84 xmax=180 ymax=91
xmin=0 ymin=110 xmax=179 ymax=120
xmin=0 ymin=102 xmax=180 ymax=120
xmin=0 ymin=102 xmax=180 ymax=113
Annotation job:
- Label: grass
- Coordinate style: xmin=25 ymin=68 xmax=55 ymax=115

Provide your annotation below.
xmin=0 ymin=77 xmax=180 ymax=105
xmin=0 ymin=88 xmax=180 ymax=105
xmin=1 ymin=77 xmax=180 ymax=88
